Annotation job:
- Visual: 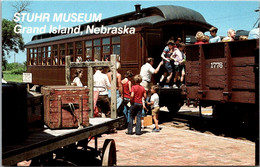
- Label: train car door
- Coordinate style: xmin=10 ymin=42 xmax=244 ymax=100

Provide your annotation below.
xmin=120 ymin=33 xmax=142 ymax=75
xmin=143 ymin=29 xmax=163 ymax=83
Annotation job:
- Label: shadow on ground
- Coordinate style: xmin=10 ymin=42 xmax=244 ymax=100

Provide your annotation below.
xmin=158 ymin=111 xmax=257 ymax=142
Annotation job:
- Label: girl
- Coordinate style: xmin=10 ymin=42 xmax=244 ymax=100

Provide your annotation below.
xmin=72 ymin=69 xmax=83 ymax=87
xmin=127 ymin=74 xmax=146 ymax=135
xmin=121 ymin=70 xmax=133 ymax=123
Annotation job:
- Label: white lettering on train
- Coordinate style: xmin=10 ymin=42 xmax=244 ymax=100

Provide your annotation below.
xmin=210 ymin=62 xmax=223 ymax=68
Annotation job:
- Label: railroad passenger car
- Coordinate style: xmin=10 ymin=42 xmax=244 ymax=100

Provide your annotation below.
xmin=25 ymin=5 xmax=212 ymax=86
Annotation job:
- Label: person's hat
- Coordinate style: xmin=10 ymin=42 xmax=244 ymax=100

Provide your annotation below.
xmin=209 ymin=27 xmax=218 ymax=32
xmin=166 ymin=39 xmax=175 ymax=45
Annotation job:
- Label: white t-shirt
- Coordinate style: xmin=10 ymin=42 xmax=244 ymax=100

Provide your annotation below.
xmin=150 ymin=93 xmax=159 ymax=109
xmin=72 ymin=77 xmax=83 ymax=87
xmin=140 ymin=63 xmax=155 ymax=82
xmin=93 ymin=70 xmax=111 ymax=95
xmin=172 ymin=48 xmax=184 ymax=65
xmin=209 ymin=36 xmax=221 ymax=43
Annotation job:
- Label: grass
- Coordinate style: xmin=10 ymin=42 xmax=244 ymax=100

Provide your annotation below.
xmin=3 ymin=71 xmax=23 ymax=83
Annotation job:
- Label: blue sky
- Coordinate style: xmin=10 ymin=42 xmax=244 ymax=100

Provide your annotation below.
xmin=2 ymin=0 xmax=259 ymax=63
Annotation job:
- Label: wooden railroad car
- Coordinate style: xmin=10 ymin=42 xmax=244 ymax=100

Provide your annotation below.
xmin=185 ymin=39 xmax=259 ymax=128
xmin=185 ymin=39 xmax=258 ymax=105
xmin=24 ymin=5 xmax=212 ymax=86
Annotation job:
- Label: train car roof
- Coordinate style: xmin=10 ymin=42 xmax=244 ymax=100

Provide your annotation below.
xmin=25 ymin=5 xmax=212 ymax=46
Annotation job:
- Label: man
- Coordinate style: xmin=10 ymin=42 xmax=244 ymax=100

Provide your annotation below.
xmin=94 ymin=66 xmax=111 ymax=117
xmin=140 ymin=57 xmax=163 ymax=92
xmin=209 ymin=26 xmax=221 ymax=43
xmin=107 ymin=61 xmax=123 ymax=109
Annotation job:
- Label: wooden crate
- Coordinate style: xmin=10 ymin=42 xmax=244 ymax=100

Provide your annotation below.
xmin=135 ymin=115 xmax=153 ymax=126
xmin=41 ymin=86 xmax=90 ymax=129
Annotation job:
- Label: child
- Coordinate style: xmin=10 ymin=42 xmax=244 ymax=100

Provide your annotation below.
xmin=159 ymin=39 xmax=175 ymax=88
xmin=127 ymin=74 xmax=146 ymax=135
xmin=121 ymin=70 xmax=134 ymax=123
xmin=170 ymin=42 xmax=185 ymax=88
xmin=146 ymin=85 xmax=160 ymax=132
xmin=72 ymin=69 xmax=83 ymax=87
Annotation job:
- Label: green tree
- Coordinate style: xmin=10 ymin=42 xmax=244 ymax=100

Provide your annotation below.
xmin=2 ymin=19 xmax=25 ymax=70
xmin=2 ymin=1 xmax=30 ymax=70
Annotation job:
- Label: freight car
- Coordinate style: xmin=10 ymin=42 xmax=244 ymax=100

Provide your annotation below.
xmin=185 ymin=39 xmax=259 ymax=126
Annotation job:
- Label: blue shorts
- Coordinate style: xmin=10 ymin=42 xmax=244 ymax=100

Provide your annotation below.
xmin=164 ymin=61 xmax=173 ymax=73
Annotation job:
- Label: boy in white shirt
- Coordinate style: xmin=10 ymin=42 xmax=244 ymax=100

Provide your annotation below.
xmin=146 ymin=85 xmax=160 ymax=132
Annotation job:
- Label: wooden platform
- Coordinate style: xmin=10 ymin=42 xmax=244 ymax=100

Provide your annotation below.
xmin=2 ymin=117 xmax=124 ymax=166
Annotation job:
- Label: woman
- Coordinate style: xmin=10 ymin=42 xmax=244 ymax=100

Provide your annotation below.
xmin=194 ymin=31 xmax=205 ymax=44
xmin=121 ymin=70 xmax=133 ymax=123
xmin=72 ymin=69 xmax=83 ymax=87
xmin=222 ymin=29 xmax=236 ymax=42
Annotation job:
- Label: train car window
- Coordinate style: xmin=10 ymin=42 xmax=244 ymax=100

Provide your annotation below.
xmin=112 ymin=36 xmax=120 ymax=55
xmin=68 ymin=43 xmax=73 ymax=55
xmin=112 ymin=45 xmax=120 ymax=55
xmin=34 ymin=48 xmax=37 ymax=65
xmin=76 ymin=42 xmax=82 ymax=55
xmin=94 ymin=39 xmax=100 ymax=46
xmin=30 ymin=48 xmax=33 ymax=65
xmin=53 ymin=45 xmax=58 ymax=65
xmin=47 ymin=46 xmax=51 ymax=65
xmin=37 ymin=48 xmax=42 ymax=65
xmin=76 ymin=42 xmax=83 ymax=62
xmin=85 ymin=40 xmax=93 ymax=60
xmin=85 ymin=40 xmax=92 ymax=47
xmin=86 ymin=48 xmax=92 ymax=60
xmin=60 ymin=44 xmax=65 ymax=64
xmin=112 ymin=36 xmax=120 ymax=44
xmin=94 ymin=47 xmax=101 ymax=61
xmin=42 ymin=47 xmax=46 ymax=65
xmin=185 ymin=35 xmax=196 ymax=44
xmin=102 ymin=38 xmax=110 ymax=45
xmin=103 ymin=45 xmax=110 ymax=54
xmin=102 ymin=37 xmax=110 ymax=61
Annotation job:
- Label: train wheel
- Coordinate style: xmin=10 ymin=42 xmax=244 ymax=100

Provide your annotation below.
xmin=101 ymin=139 xmax=117 ymax=166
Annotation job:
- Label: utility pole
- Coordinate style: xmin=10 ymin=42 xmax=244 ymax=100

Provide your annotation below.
xmin=14 ymin=54 xmax=16 ymax=63
xmin=253 ymin=8 xmax=259 ymax=28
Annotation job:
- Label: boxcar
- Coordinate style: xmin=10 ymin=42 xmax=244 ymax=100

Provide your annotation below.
xmin=185 ymin=39 xmax=259 ymax=128
xmin=24 ymin=5 xmax=212 ymax=86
